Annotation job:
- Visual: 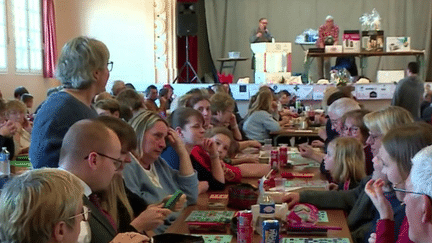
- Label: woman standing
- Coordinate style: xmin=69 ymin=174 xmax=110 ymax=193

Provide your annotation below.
xmin=317 ymin=15 xmax=339 ymax=80
xmin=30 ymin=36 xmax=111 ymax=168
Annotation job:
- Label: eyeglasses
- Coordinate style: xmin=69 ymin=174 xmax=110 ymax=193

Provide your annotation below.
xmin=84 ymin=152 xmax=123 ymax=171
xmin=107 ymin=61 xmax=113 ymax=72
xmin=68 ymin=206 xmax=91 ymax=222
xmin=393 ymin=186 xmax=427 ymax=196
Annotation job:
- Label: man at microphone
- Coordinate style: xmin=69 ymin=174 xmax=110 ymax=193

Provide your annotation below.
xmin=250 ymin=18 xmax=273 ymax=72
xmin=250 ymin=18 xmax=273 ymax=43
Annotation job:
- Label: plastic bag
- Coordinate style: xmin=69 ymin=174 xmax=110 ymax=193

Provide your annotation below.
xmin=359 ymin=8 xmax=381 ymax=31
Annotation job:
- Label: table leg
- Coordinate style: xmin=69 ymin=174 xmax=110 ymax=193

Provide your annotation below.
xmin=232 ymin=61 xmax=238 ymax=75
xmin=359 ymin=56 xmax=367 ymax=76
xmin=219 ymin=61 xmax=224 ymax=73
xmin=303 ymin=56 xmax=314 ymax=83
xmin=416 ymin=54 xmax=425 ymax=80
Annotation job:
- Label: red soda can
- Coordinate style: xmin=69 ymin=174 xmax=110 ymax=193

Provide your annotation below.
xmin=279 ymin=146 xmax=288 ymax=167
xmin=270 ymin=150 xmax=279 ymax=171
xmin=237 ymin=210 xmax=253 ymax=243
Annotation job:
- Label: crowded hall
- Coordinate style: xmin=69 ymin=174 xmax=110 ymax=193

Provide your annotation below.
xmin=1 ymin=0 xmax=432 ymax=242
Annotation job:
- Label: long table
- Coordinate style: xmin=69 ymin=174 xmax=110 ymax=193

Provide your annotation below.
xmin=304 ymin=50 xmax=425 ymax=80
xmin=166 ymin=157 xmax=354 ymax=242
xmin=270 ymin=127 xmax=322 ymax=146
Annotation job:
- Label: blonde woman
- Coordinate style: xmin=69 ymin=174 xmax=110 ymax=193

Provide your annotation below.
xmin=363 ymin=106 xmax=414 ymax=157
xmin=324 ymin=137 xmax=366 ymax=190
xmin=123 ymin=110 xmax=198 ymax=234
xmin=242 ymin=89 xmax=288 ymax=142
xmin=95 ymin=116 xmax=171 ymax=235
xmin=0 ymin=168 xmax=84 ymax=242
xmin=5 ymin=100 xmax=31 ymax=156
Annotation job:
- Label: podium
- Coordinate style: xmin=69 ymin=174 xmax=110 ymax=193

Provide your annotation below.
xmin=251 ymin=42 xmax=292 ymax=84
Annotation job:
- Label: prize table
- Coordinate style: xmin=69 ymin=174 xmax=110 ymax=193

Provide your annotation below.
xmin=304 ymin=50 xmax=425 ymax=80
xmin=166 ymin=160 xmax=353 ymax=242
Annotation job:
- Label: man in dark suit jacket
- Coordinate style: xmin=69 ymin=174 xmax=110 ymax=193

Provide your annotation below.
xmin=58 ymin=119 xmax=123 ymax=242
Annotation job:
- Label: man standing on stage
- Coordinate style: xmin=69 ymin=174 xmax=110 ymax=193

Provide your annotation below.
xmin=250 ymin=18 xmax=273 ymax=73
xmin=250 ymin=18 xmax=273 ymax=43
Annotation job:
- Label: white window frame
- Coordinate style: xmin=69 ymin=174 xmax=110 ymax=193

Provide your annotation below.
xmin=12 ymin=0 xmax=42 ymax=74
xmin=0 ymin=0 xmax=7 ymax=72
xmin=0 ymin=0 xmax=43 ymax=75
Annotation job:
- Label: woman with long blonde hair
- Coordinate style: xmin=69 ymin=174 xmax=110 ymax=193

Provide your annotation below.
xmin=243 ymin=89 xmax=288 ymax=142
xmin=325 ymin=137 xmax=366 ymax=190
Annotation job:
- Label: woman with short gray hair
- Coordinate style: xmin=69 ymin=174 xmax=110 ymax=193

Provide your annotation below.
xmin=30 ymin=36 xmax=112 ymax=169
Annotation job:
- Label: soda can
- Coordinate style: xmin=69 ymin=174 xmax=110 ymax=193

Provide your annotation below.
xmin=237 ymin=210 xmax=253 ymax=227
xmin=237 ymin=210 xmax=253 ymax=243
xmin=270 ymin=150 xmax=279 ymax=171
xmin=262 ymin=219 xmax=280 ymax=243
xmin=237 ymin=227 xmax=253 ymax=243
xmin=278 ymin=146 xmax=288 ymax=167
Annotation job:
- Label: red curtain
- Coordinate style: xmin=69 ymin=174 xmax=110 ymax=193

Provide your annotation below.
xmin=42 ymin=0 xmax=57 ymax=78
xmin=176 ymin=0 xmax=198 ymax=83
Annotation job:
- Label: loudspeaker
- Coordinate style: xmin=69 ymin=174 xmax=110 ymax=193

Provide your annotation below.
xmin=177 ymin=2 xmax=197 ymax=36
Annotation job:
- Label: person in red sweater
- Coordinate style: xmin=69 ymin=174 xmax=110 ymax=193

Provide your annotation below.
xmin=365 ymin=123 xmax=432 ymax=243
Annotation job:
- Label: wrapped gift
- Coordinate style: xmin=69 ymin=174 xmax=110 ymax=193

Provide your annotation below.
xmin=343 ymin=30 xmax=361 ymax=53
xmin=386 ymin=37 xmax=411 ymax=52
xmin=361 ymin=30 xmax=384 ymax=52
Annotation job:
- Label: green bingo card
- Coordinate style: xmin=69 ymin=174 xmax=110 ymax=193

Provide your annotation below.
xmin=185 ymin=211 xmax=235 ymax=223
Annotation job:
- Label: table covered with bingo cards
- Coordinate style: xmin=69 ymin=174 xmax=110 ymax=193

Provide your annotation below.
xmin=166 ymin=154 xmax=354 ymax=243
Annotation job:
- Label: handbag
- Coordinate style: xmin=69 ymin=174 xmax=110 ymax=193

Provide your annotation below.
xmin=227 ymin=183 xmax=258 ymax=210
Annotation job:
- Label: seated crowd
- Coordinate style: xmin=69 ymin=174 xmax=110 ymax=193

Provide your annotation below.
xmin=0 ymin=36 xmax=432 ymax=243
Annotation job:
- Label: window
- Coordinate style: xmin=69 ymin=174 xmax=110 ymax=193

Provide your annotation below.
xmin=13 ymin=0 xmax=42 ymax=73
xmin=0 ymin=0 xmax=6 ymax=71
xmin=0 ymin=0 xmax=42 ymax=74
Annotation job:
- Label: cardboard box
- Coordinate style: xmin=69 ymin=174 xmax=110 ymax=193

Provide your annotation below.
xmin=343 ymin=30 xmax=361 ymax=53
xmin=386 ymin=37 xmax=411 ymax=52
xmin=377 ymin=70 xmax=405 ymax=83
xmin=325 ymin=45 xmax=343 ymax=53
xmin=355 ymin=84 xmax=397 ymax=100
xmin=361 ymin=30 xmax=384 ymax=52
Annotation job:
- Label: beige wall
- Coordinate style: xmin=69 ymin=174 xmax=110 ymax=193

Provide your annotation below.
xmin=75 ymin=0 xmax=156 ymax=91
xmin=0 ymin=0 xmax=157 ymax=109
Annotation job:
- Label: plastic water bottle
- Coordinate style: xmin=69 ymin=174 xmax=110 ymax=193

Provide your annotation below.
xmin=255 ymin=192 xmax=275 ymax=235
xmin=0 ymin=147 xmax=10 ymax=176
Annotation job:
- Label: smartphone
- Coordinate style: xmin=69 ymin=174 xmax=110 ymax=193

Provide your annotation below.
xmin=163 ymin=190 xmax=184 ymax=210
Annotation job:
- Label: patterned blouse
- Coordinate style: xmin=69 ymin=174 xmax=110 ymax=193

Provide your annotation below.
xmin=317 ymin=24 xmax=339 ymax=47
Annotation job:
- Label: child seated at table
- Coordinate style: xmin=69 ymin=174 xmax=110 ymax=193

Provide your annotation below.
xmin=324 ymin=137 xmax=366 ymax=190
xmin=166 ymin=107 xmax=226 ymax=194
xmin=206 ymin=127 xmax=271 ymax=178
